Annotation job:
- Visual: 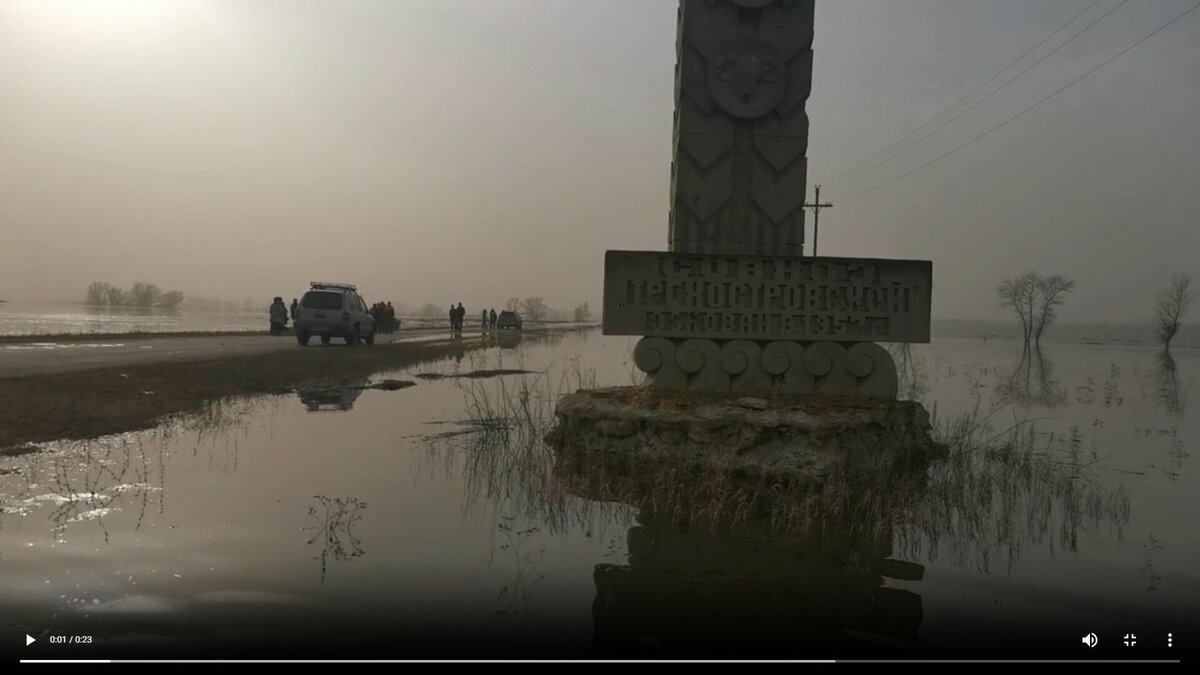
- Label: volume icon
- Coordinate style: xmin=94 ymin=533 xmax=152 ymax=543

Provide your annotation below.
xmin=1082 ymin=633 xmax=1099 ymax=648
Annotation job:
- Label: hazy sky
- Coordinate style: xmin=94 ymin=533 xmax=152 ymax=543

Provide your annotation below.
xmin=1 ymin=0 xmax=1197 ymax=321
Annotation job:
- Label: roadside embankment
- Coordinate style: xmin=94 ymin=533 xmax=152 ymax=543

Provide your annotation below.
xmin=0 ymin=330 xmax=573 ymax=452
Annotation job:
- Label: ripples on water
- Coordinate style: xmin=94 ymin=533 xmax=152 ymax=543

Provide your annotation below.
xmin=0 ymin=329 xmax=1195 ymax=659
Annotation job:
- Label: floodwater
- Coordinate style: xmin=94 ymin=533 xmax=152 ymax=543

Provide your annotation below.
xmin=0 ymin=329 xmax=1195 ymax=660
xmin=0 ymin=303 xmax=265 ymax=336
xmin=0 ymin=302 xmax=449 ymax=337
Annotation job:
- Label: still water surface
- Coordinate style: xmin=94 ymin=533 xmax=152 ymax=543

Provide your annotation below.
xmin=0 ymin=303 xmax=265 ymax=336
xmin=0 ymin=330 xmax=1195 ymax=659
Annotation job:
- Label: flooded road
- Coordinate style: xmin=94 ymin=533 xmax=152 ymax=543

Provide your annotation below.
xmin=0 ymin=328 xmax=454 ymax=377
xmin=1 ymin=330 xmax=1195 ymax=659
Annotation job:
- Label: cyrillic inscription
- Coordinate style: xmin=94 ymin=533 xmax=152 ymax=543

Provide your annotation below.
xmin=603 ymin=251 xmax=932 ymax=343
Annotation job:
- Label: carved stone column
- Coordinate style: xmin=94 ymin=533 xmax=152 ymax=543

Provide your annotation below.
xmin=671 ymin=0 xmax=815 ymax=258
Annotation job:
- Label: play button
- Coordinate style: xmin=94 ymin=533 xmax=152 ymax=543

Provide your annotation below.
xmin=26 ymin=634 xmax=35 ymax=646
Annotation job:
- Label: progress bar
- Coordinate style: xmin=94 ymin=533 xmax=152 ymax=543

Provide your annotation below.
xmin=17 ymin=659 xmax=1186 ymax=664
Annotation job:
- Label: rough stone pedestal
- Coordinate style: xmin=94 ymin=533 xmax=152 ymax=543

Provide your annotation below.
xmin=546 ymin=387 xmax=946 ymax=485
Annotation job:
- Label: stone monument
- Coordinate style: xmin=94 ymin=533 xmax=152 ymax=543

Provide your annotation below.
xmin=549 ymin=0 xmax=942 ymax=479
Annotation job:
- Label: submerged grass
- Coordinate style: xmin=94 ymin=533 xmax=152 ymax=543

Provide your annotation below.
xmin=919 ymin=401 xmax=1130 ymax=571
xmin=421 ymin=351 xmax=633 ymax=537
xmin=425 ymin=358 xmax=1132 ymax=574
xmin=0 ymin=395 xmax=279 ymax=541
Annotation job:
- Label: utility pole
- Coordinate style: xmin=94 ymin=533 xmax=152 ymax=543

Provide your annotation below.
xmin=803 ymin=185 xmax=834 ymax=257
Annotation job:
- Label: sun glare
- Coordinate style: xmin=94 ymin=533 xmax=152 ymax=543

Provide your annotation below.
xmin=11 ymin=0 xmax=203 ymax=40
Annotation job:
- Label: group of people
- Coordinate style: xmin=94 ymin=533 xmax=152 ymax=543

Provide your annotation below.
xmin=269 ymin=296 xmax=400 ymax=336
xmin=447 ymin=304 xmax=501 ymax=336
xmin=270 ymin=296 xmax=519 ymax=339
xmin=371 ymin=302 xmax=399 ymax=334
xmin=448 ymin=303 xmax=467 ymax=336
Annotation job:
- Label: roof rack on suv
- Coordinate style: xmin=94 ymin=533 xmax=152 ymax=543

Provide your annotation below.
xmin=309 ymin=282 xmax=358 ymax=292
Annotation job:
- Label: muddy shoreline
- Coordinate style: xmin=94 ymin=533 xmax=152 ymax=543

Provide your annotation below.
xmin=0 ymin=329 xmax=579 ymax=451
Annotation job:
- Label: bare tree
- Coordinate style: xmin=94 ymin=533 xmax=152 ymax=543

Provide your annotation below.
xmin=420 ymin=303 xmax=441 ymax=317
xmin=521 ymin=297 xmax=547 ymax=322
xmin=573 ymin=301 xmax=592 ymax=323
xmin=997 ymin=272 xmax=1038 ymax=346
xmin=1033 ymin=275 xmax=1075 ymax=347
xmin=157 ymin=290 xmax=185 ymax=309
xmin=129 ymin=282 xmax=162 ymax=307
xmin=1020 ymin=272 xmax=1040 ymax=345
xmin=104 ymin=285 xmax=127 ymax=306
xmin=1155 ymin=273 xmax=1195 ymax=351
xmin=86 ymin=282 xmax=113 ymax=306
xmin=998 ymin=272 xmax=1075 ymax=347
xmin=505 ymin=297 xmax=522 ymax=313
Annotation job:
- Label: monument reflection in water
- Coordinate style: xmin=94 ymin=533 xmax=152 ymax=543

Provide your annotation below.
xmin=590 ymin=516 xmax=924 ymax=657
xmin=549 ymin=447 xmax=932 ymax=658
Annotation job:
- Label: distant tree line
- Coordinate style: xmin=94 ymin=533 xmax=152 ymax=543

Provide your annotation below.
xmin=86 ymin=282 xmax=184 ymax=309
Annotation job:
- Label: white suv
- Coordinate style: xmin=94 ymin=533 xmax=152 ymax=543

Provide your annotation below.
xmin=294 ymin=282 xmax=376 ymax=346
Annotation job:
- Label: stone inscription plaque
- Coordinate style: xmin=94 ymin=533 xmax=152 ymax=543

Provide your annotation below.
xmin=603 ymin=251 xmax=932 ymax=343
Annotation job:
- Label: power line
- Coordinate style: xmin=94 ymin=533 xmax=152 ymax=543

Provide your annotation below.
xmin=820 ymin=0 xmax=1104 ymax=190
xmin=838 ymin=0 xmax=1200 ymax=205
xmin=826 ymin=0 xmax=1132 ymax=197
xmin=828 ymin=0 xmax=1130 ymax=196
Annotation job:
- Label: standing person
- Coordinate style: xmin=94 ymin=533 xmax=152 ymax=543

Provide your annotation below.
xmin=481 ymin=309 xmax=489 ymax=334
xmin=449 ymin=305 xmax=457 ymax=336
xmin=457 ymin=303 xmax=466 ymax=336
xmin=269 ymin=297 xmax=288 ymax=335
xmin=290 ymin=298 xmax=299 ymax=322
xmin=489 ymin=308 xmax=497 ymax=330
xmin=386 ymin=302 xmax=396 ymax=333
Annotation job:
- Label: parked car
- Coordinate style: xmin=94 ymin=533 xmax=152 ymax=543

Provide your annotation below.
xmin=294 ymin=282 xmax=376 ymax=346
xmin=496 ymin=310 xmax=523 ymax=330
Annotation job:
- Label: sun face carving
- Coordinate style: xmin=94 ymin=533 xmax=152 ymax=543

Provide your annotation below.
xmin=707 ymin=39 xmax=788 ymax=119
